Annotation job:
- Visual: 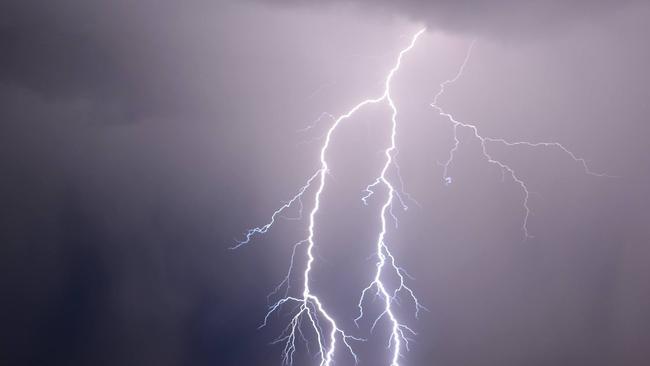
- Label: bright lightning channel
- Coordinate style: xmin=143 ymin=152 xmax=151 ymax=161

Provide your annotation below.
xmin=235 ymin=27 xmax=608 ymax=366
xmin=235 ymin=28 xmax=426 ymax=366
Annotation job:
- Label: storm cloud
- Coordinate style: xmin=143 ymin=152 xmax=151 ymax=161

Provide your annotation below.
xmin=0 ymin=0 xmax=643 ymax=116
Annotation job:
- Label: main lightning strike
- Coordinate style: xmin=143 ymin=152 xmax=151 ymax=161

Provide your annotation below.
xmin=236 ymin=29 xmax=426 ymax=366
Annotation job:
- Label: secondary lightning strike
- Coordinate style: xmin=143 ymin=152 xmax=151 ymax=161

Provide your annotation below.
xmin=237 ymin=29 xmax=426 ymax=365
xmin=431 ymin=41 xmax=609 ymax=239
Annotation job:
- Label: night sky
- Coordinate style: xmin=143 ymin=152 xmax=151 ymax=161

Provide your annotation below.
xmin=1 ymin=1 xmax=649 ymax=365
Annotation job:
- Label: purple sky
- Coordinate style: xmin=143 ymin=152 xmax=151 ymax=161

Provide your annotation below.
xmin=1 ymin=1 xmax=649 ymax=365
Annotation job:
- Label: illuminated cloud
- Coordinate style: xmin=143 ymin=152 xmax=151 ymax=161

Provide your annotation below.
xmin=256 ymin=0 xmax=642 ymax=37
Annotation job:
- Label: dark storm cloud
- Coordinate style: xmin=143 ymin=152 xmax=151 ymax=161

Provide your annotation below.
xmin=0 ymin=0 xmax=236 ymax=121
xmin=258 ymin=0 xmax=642 ymax=37
xmin=0 ymin=1 xmax=126 ymax=114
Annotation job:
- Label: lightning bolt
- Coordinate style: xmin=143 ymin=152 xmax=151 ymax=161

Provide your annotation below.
xmin=235 ymin=28 xmax=608 ymax=366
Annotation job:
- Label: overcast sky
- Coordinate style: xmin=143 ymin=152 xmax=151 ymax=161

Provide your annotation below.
xmin=1 ymin=1 xmax=649 ymax=365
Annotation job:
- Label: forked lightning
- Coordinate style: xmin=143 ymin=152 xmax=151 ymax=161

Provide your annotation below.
xmin=235 ymin=27 xmax=605 ymax=366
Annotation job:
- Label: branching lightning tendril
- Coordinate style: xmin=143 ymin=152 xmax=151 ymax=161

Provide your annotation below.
xmin=431 ymin=40 xmax=612 ymax=239
xmin=234 ymin=28 xmax=607 ymax=365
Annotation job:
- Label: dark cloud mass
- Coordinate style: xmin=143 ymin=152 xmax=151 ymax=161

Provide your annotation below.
xmin=0 ymin=0 xmax=641 ymax=116
xmin=1 ymin=1 xmax=650 ymax=366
